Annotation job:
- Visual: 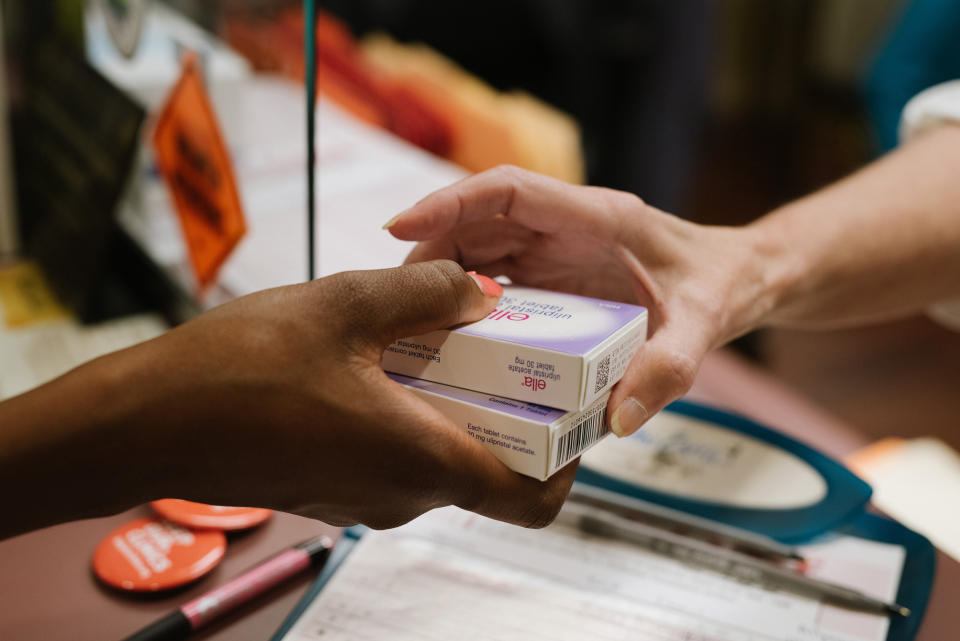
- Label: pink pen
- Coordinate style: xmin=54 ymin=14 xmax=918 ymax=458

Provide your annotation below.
xmin=120 ymin=536 xmax=335 ymax=641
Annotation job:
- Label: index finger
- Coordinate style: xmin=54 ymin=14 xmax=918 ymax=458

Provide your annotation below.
xmin=385 ymin=165 xmax=634 ymax=243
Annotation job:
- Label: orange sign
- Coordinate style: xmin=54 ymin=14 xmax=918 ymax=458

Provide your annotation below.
xmin=153 ymin=52 xmax=246 ymax=292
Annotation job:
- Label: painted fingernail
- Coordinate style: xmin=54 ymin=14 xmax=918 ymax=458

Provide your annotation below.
xmin=610 ymin=397 xmax=648 ymax=437
xmin=467 ymin=270 xmax=503 ymax=297
xmin=382 ymin=209 xmax=408 ymax=230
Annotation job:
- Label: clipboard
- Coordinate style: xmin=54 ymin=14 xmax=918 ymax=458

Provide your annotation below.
xmin=271 ymin=400 xmax=936 ymax=641
xmin=574 ymin=399 xmax=935 ymax=640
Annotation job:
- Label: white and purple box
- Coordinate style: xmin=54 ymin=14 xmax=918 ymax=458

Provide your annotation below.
xmin=382 ymin=286 xmax=648 ymax=411
xmin=387 ymin=373 xmax=610 ymax=480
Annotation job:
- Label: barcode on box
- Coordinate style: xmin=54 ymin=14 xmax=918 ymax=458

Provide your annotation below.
xmin=594 ymin=354 xmax=611 ymax=394
xmin=554 ymin=405 xmax=608 ymax=469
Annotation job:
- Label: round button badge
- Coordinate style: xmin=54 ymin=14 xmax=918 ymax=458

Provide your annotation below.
xmin=151 ymin=499 xmax=273 ymax=531
xmin=92 ymin=517 xmax=226 ymax=592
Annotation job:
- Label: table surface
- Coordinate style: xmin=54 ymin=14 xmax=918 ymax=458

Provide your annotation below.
xmin=0 ymin=348 xmax=955 ymax=640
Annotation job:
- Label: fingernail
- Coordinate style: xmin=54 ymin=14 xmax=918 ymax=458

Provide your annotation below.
xmin=610 ymin=398 xmax=648 ymax=437
xmin=382 ymin=210 xmax=408 ymax=230
xmin=467 ymin=270 xmax=503 ymax=297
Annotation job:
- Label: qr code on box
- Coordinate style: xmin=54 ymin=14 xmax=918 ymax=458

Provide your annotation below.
xmin=594 ymin=354 xmax=611 ymax=393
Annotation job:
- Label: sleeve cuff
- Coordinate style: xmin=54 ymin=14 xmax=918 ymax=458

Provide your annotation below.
xmin=899 ymin=80 xmax=960 ymax=143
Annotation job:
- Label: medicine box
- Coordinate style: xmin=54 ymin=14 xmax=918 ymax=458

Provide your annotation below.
xmin=382 ymin=286 xmax=647 ymax=411
xmin=387 ymin=373 xmax=610 ymax=480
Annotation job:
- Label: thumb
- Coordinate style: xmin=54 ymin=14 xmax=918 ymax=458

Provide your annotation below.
xmin=606 ymin=323 xmax=708 ymax=438
xmin=331 ymin=260 xmax=502 ymax=349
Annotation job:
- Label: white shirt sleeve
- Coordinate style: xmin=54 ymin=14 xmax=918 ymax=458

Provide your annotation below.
xmin=899 ymin=80 xmax=960 ymax=142
xmin=899 ymin=81 xmax=960 ymax=331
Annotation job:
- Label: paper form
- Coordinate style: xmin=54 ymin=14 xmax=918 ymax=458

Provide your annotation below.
xmin=280 ymin=507 xmax=904 ymax=641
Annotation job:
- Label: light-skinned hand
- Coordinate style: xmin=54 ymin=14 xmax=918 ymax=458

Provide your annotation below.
xmin=386 ymin=166 xmax=776 ymax=438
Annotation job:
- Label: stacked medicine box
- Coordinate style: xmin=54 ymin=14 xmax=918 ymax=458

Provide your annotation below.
xmin=382 ymin=286 xmax=648 ymax=480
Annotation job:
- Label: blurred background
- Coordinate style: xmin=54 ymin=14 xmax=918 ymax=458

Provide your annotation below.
xmin=1 ymin=0 xmax=958 ymax=448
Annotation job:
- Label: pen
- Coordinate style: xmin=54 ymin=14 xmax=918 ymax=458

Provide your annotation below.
xmin=567 ymin=483 xmax=803 ymax=561
xmin=120 ymin=535 xmax=335 ymax=641
xmin=557 ymin=503 xmax=910 ymax=617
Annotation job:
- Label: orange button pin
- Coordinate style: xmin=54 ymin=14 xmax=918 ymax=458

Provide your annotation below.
xmin=92 ymin=517 xmax=226 ymax=592
xmin=151 ymin=499 xmax=273 ymax=531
